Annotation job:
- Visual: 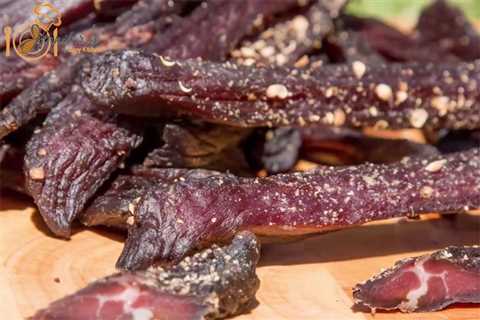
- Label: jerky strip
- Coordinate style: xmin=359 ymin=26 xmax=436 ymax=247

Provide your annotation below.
xmin=117 ymin=148 xmax=480 ymax=269
xmin=32 ymin=231 xmax=260 ymax=320
xmin=83 ymin=51 xmax=480 ymax=130
xmin=145 ymin=0 xmax=303 ymax=59
xmin=416 ymin=0 xmax=480 ymax=61
xmin=353 ymin=245 xmax=480 ymax=312
xmin=24 ymin=92 xmax=142 ymax=237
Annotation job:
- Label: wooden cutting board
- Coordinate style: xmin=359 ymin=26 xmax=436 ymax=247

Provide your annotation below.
xmin=0 ymin=192 xmax=479 ymax=319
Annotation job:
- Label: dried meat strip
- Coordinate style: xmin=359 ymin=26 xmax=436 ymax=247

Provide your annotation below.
xmin=353 ymin=246 xmax=480 ymax=312
xmin=32 ymin=231 xmax=260 ymax=320
xmin=0 ymin=0 xmax=94 ymax=48
xmin=83 ymin=51 xmax=480 ymax=130
xmin=416 ymin=0 xmax=480 ymax=61
xmin=116 ymin=148 xmax=480 ymax=269
xmin=232 ymin=0 xmax=347 ymax=67
xmin=144 ymin=0 xmax=303 ymax=59
xmin=24 ymin=92 xmax=142 ymax=237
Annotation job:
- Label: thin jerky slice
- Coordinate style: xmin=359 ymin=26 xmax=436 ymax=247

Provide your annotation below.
xmin=83 ymin=51 xmax=480 ymax=130
xmin=0 ymin=0 xmax=94 ymax=48
xmin=244 ymin=127 xmax=301 ymax=174
xmin=24 ymin=92 xmax=142 ymax=237
xmin=0 ymin=55 xmax=58 ymax=107
xmin=353 ymin=246 xmax=480 ymax=312
xmin=145 ymin=0 xmax=302 ymax=59
xmin=32 ymin=231 xmax=260 ymax=320
xmin=117 ymin=148 xmax=480 ymax=269
xmin=416 ymin=0 xmax=480 ymax=61
xmin=300 ymin=127 xmax=439 ymax=165
xmin=81 ymin=168 xmax=190 ymax=230
xmin=232 ymin=0 xmax=347 ymax=67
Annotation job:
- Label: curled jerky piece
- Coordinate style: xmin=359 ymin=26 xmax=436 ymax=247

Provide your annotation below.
xmin=24 ymin=92 xmax=142 ymax=237
xmin=83 ymin=51 xmax=480 ymax=130
xmin=353 ymin=246 xmax=480 ymax=312
xmin=32 ymin=231 xmax=260 ymax=320
xmin=117 ymin=148 xmax=480 ymax=270
xmin=0 ymin=0 xmax=94 ymax=48
xmin=145 ymin=0 xmax=302 ymax=59
xmin=416 ymin=0 xmax=480 ymax=61
xmin=300 ymin=127 xmax=439 ymax=165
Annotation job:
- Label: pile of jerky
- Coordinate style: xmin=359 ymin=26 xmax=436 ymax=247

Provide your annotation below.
xmin=1 ymin=0 xmax=479 ymax=319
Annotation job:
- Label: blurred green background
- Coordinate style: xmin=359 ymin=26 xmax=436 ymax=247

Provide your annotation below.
xmin=346 ymin=0 xmax=480 ymax=23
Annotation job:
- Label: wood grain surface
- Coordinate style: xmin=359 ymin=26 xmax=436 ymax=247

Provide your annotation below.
xmin=1 ymin=192 xmax=479 ymax=319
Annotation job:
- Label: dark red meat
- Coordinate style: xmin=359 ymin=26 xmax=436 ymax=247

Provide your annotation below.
xmin=353 ymin=246 xmax=480 ymax=312
xmin=32 ymin=231 xmax=260 ymax=320
xmin=24 ymin=92 xmax=142 ymax=237
xmin=115 ymin=148 xmax=480 ymax=270
xmin=82 ymin=51 xmax=480 ymax=130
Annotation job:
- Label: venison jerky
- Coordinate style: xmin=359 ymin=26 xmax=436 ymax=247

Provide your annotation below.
xmin=24 ymin=92 xmax=142 ymax=237
xmin=116 ymin=148 xmax=480 ymax=269
xmin=83 ymin=51 xmax=480 ymax=130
